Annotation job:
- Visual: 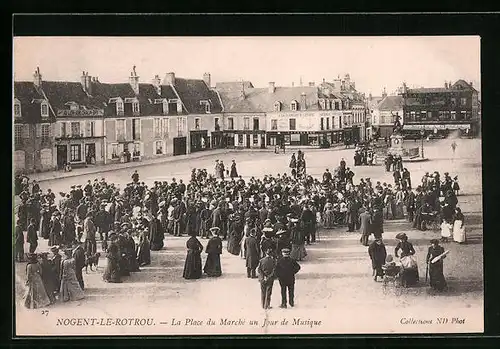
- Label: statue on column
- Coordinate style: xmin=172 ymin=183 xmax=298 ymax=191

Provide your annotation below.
xmin=392 ymin=113 xmax=403 ymax=135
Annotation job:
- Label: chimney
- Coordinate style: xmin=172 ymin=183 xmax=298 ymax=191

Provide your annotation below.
xmin=239 ymin=82 xmax=246 ymax=100
xmin=164 ymin=72 xmax=176 ymax=86
xmin=85 ymin=72 xmax=93 ymax=95
xmin=292 ymin=82 xmax=294 ymax=87
xmin=369 ymin=93 xmax=372 ymax=101
xmin=129 ymin=65 xmax=140 ymax=95
xmin=203 ymin=72 xmax=211 ymax=88
xmin=81 ymin=71 xmax=87 ymax=91
xmin=382 ymin=87 xmax=387 ymax=98
xmin=308 ymin=82 xmax=315 ymax=87
xmin=152 ymin=74 xmax=162 ymax=95
xmin=470 ymin=81 xmax=473 ymax=87
xmin=33 ymin=67 xmax=42 ymax=87
xmin=322 ymin=78 xmax=325 ymax=83
xmin=301 ymin=92 xmax=307 ymax=110
xmin=268 ymin=82 xmax=275 ymax=94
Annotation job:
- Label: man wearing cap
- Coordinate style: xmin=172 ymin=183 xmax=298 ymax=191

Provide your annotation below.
xmin=258 ymin=247 xmax=277 ymax=309
xmin=275 ymin=248 xmax=301 ymax=308
xmin=15 ymin=220 xmax=25 ymax=262
xmin=244 ymin=229 xmax=260 ymax=278
xmin=83 ymin=211 xmax=97 ymax=256
xmin=132 ymin=170 xmax=139 ymax=184
xmin=73 ymin=242 xmax=86 ymax=290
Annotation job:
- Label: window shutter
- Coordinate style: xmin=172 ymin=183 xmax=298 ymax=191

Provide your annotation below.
xmin=86 ymin=121 xmax=91 ymax=137
xmin=177 ymin=101 xmax=182 ymax=114
xmin=36 ymin=124 xmax=42 ymax=137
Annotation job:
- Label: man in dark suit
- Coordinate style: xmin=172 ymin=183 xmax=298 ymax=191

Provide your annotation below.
xmin=359 ymin=207 xmax=372 ymax=246
xmin=406 ymin=188 xmax=416 ymax=223
xmin=72 ymin=242 xmax=86 ymax=290
xmin=258 ymin=247 xmax=276 ymax=309
xmin=244 ymin=229 xmax=260 ymax=278
xmin=274 ymin=248 xmax=301 ymax=308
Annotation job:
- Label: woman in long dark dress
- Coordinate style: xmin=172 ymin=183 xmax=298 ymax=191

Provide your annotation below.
xmin=149 ymin=216 xmax=164 ymax=251
xmin=290 ymin=219 xmax=307 ymax=261
xmin=136 ymin=228 xmax=151 ymax=267
xmin=426 ymin=239 xmax=447 ymax=291
xmin=39 ymin=252 xmax=57 ymax=304
xmin=203 ymin=227 xmax=223 ymax=277
xmin=395 ymin=233 xmax=419 ymax=287
xmin=103 ymin=234 xmax=122 ymax=283
xmin=183 ymin=233 xmax=204 ymax=280
xmin=230 ymin=160 xmax=238 ymax=178
xmin=227 ymin=214 xmax=243 ymax=256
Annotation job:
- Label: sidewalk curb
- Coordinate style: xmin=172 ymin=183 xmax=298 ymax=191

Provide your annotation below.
xmin=29 ymin=145 xmax=352 ymax=183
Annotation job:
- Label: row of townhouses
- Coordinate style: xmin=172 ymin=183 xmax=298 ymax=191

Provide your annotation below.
xmin=367 ymin=80 xmax=481 ymax=140
xmin=14 ymin=68 xmax=369 ymax=173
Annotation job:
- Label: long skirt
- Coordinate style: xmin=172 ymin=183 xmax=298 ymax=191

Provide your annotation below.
xmin=453 ymin=220 xmax=466 ymax=243
xmin=440 ymin=222 xmax=453 ymax=238
xmin=429 ymin=261 xmax=447 ymax=291
xmin=24 ymin=274 xmax=51 ymax=309
xmin=401 ymin=267 xmax=419 ymax=287
xmin=183 ymin=250 xmax=203 ymax=279
xmin=102 ymin=257 xmax=122 ymax=283
xmin=60 ymin=272 xmax=85 ymax=302
xmin=323 ymin=210 xmax=334 ymax=228
xmin=136 ymin=241 xmax=151 ymax=266
xmin=203 ymin=253 xmax=222 ymax=277
xmin=290 ymin=243 xmax=307 ymax=261
xmin=227 ymin=233 xmax=242 ymax=256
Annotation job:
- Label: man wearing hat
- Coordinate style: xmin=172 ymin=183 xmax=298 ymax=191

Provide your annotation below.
xmin=244 ymin=228 xmax=260 ymax=278
xmin=274 ymin=248 xmax=301 ymax=308
xmin=50 ymin=246 xmax=62 ymax=290
xmin=48 ymin=212 xmax=62 ymax=247
xmin=257 ymin=247 xmax=277 ymax=309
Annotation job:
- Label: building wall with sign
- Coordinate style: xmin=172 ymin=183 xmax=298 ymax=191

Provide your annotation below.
xmin=222 ymin=113 xmax=266 ymax=149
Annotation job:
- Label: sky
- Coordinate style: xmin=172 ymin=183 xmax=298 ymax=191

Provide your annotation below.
xmin=13 ymin=36 xmax=481 ymax=95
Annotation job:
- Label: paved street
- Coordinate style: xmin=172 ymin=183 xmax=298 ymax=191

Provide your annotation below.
xmin=15 ymin=138 xmax=483 ymax=335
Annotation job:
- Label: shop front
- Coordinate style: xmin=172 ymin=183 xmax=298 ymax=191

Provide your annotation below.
xmin=55 ymin=136 xmax=105 ymax=168
xmin=403 ymin=123 xmax=474 ymax=138
xmin=211 ymin=131 xmax=224 ymax=149
xmin=190 ymin=130 xmax=210 ymax=153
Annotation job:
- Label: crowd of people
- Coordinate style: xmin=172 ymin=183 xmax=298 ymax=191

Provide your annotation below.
xmin=15 ymin=145 xmax=467 ymax=309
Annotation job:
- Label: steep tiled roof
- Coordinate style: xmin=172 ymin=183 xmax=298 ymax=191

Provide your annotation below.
xmin=40 ymin=81 xmax=102 ymax=110
xmin=215 ymin=81 xmax=254 ymax=93
xmin=407 ymin=87 xmax=452 ymax=94
xmin=377 ymin=95 xmax=403 ymax=111
xmin=159 ymin=85 xmax=177 ymax=100
xmin=219 ymin=86 xmax=319 ymax=113
xmin=138 ymin=83 xmax=161 ymax=102
xmin=367 ymin=96 xmax=384 ymax=110
xmin=173 ymin=78 xmax=223 ymax=114
xmin=92 ymin=82 xmax=136 ymax=102
xmin=14 ymin=81 xmax=55 ymax=123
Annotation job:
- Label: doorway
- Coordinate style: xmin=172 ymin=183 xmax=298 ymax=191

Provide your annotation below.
xmin=56 ymin=145 xmax=67 ymax=170
xmin=85 ymin=143 xmax=96 ymax=164
xmin=246 ymin=134 xmax=251 ymax=149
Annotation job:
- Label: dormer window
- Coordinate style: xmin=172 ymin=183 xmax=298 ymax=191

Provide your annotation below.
xmin=200 ymin=100 xmax=211 ymax=113
xmin=14 ymin=101 xmax=21 ymax=118
xmin=41 ymin=103 xmax=49 ymax=117
xmin=290 ymin=100 xmax=298 ymax=111
xmin=274 ymin=101 xmax=282 ymax=112
xmin=319 ymin=99 xmax=326 ymax=110
xmin=116 ymin=101 xmax=124 ymax=115
xmin=132 ymin=102 xmax=140 ymax=113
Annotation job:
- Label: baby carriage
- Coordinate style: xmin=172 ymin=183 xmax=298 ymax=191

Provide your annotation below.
xmin=382 ymin=261 xmax=403 ymax=295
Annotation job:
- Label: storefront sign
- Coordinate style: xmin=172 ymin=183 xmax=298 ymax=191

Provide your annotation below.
xmin=403 ymin=124 xmax=471 ymax=130
xmin=57 ymin=109 xmax=104 ymax=117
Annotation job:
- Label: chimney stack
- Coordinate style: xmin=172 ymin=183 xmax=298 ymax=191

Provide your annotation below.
xmin=152 ymin=74 xmax=162 ymax=95
xmin=369 ymin=93 xmax=372 ymax=101
xmin=85 ymin=72 xmax=93 ymax=95
xmin=308 ymin=82 xmax=315 ymax=87
xmin=301 ymin=92 xmax=307 ymax=110
xmin=382 ymin=87 xmax=387 ymax=98
xmin=33 ymin=67 xmax=42 ymax=87
xmin=470 ymin=81 xmax=473 ymax=87
xmin=203 ymin=72 xmax=211 ymax=88
xmin=239 ymin=82 xmax=246 ymax=100
xmin=445 ymin=81 xmax=448 ymax=89
xmin=81 ymin=71 xmax=93 ymax=95
xmin=268 ymin=82 xmax=275 ymax=94
xmin=129 ymin=65 xmax=140 ymax=95
xmin=164 ymin=72 xmax=176 ymax=86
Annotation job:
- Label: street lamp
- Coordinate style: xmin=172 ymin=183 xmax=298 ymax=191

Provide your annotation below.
xmin=420 ymin=128 xmax=425 ymax=158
